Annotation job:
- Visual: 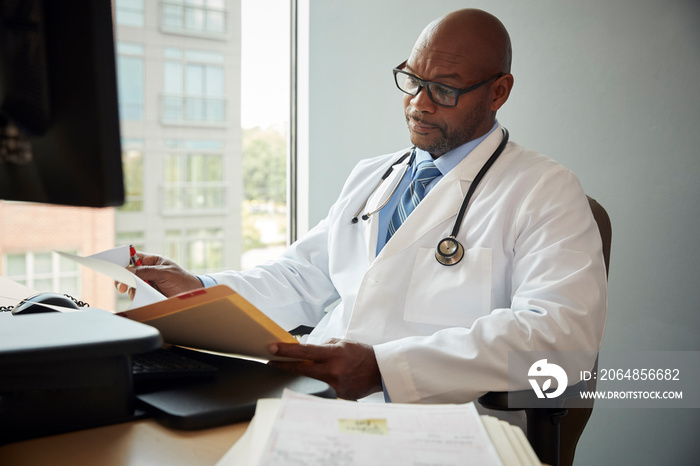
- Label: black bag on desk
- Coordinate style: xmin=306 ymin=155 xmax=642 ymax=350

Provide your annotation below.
xmin=0 ymin=310 xmax=161 ymax=444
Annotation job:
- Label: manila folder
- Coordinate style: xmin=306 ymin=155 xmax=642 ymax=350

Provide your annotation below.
xmin=118 ymin=285 xmax=297 ymax=360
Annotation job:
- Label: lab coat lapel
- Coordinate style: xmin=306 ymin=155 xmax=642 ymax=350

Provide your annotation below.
xmin=362 ymin=157 xmax=410 ymax=263
xmin=378 ymin=128 xmax=505 ymax=261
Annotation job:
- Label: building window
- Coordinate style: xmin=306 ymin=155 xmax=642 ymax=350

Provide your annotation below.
xmin=161 ymin=0 xmax=226 ymax=36
xmin=4 ymin=251 xmax=81 ymax=297
xmin=163 ymin=139 xmax=227 ymax=213
xmin=112 ymin=0 xmax=290 ymax=272
xmin=115 ymin=0 xmax=145 ymax=27
xmin=115 ymin=232 xmax=145 ymax=252
xmin=162 ymin=48 xmax=226 ymax=124
xmin=116 ymin=43 xmax=145 ymax=120
xmin=165 ymin=228 xmax=224 ymax=274
xmin=120 ymin=139 xmax=144 ymax=212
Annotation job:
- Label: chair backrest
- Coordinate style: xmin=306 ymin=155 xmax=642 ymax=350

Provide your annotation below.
xmin=587 ymin=195 xmax=612 ymax=276
xmin=559 ymin=196 xmax=612 ymax=466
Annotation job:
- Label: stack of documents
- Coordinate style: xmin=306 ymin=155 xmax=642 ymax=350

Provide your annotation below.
xmin=217 ymin=390 xmax=540 ymax=466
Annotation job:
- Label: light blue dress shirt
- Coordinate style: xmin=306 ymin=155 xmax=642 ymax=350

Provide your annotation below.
xmin=374 ymin=121 xmax=499 ymax=255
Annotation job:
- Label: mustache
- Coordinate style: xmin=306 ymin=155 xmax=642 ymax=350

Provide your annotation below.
xmin=405 ymin=112 xmax=445 ymax=131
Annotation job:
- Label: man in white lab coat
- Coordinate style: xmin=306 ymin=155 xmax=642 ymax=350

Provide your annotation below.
xmin=126 ymin=9 xmax=607 ymax=403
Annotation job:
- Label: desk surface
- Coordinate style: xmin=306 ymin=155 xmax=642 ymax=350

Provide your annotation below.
xmin=0 ymin=413 xmax=550 ymax=466
xmin=0 ymin=418 xmax=247 ymax=466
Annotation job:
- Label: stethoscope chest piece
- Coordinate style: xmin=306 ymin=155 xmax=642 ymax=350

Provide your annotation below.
xmin=435 ymin=236 xmax=464 ymax=266
xmin=353 ymin=128 xmax=509 ymax=267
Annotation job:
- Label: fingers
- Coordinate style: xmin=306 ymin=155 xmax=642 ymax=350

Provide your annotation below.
xmin=115 ymin=250 xmax=159 ymax=294
xmin=267 ymin=343 xmax=332 ymax=380
xmin=122 ymin=254 xmax=202 ymax=298
xmin=269 ymin=342 xmax=328 ymax=362
xmin=130 ymin=265 xmax=165 ymax=283
xmin=135 ymin=252 xmax=166 ymax=267
xmin=115 ymin=281 xmax=137 ymax=301
xmin=267 ymin=340 xmax=383 ymax=400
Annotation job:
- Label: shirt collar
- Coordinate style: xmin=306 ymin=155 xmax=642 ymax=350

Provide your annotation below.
xmin=413 ymin=121 xmax=499 ymax=176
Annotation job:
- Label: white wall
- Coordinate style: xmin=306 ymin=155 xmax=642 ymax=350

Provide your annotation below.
xmin=300 ymin=0 xmax=700 ymax=464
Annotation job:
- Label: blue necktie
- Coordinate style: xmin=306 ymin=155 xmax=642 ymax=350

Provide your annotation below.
xmin=386 ymin=160 xmax=441 ymax=241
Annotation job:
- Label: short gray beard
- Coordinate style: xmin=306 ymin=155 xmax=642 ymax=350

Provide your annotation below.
xmin=406 ymin=98 xmax=490 ymax=157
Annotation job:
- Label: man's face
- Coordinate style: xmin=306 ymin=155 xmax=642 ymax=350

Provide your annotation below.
xmin=402 ymin=45 xmax=496 ymax=157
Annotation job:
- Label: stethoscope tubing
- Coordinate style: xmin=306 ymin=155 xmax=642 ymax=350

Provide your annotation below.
xmin=448 ymin=128 xmax=509 ymax=238
xmin=351 ymin=149 xmax=414 ymax=223
xmin=352 ymin=128 xmax=509 ymax=266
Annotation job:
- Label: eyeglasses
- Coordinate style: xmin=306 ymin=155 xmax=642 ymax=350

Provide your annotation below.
xmin=393 ymin=61 xmax=504 ymax=108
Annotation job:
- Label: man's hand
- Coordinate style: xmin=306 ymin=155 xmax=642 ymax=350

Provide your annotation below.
xmin=115 ymin=252 xmax=203 ymax=298
xmin=268 ymin=339 xmax=383 ymax=400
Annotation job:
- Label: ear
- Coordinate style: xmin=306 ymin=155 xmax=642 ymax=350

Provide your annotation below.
xmin=490 ymin=73 xmax=514 ymax=112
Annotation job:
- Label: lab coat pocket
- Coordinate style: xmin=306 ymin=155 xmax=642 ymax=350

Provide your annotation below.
xmin=404 ymin=247 xmax=492 ymax=328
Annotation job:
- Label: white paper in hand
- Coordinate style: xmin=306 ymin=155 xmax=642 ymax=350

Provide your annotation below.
xmin=56 ymin=246 xmax=166 ymax=309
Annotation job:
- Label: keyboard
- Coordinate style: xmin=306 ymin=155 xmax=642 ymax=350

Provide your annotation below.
xmin=131 ymin=348 xmax=218 ymax=382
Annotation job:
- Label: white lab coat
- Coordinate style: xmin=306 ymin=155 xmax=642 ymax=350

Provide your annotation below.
xmin=209 ymin=127 xmax=607 ymax=404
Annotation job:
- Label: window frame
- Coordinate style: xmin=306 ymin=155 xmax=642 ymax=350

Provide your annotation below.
xmin=3 ymin=251 xmax=81 ymax=296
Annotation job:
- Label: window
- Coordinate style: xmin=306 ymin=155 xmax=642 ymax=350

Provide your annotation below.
xmin=115 ymin=0 xmax=145 ymax=27
xmin=163 ymin=140 xmax=227 ymax=213
xmin=116 ymin=43 xmax=145 ymax=120
xmin=4 ymin=251 xmax=81 ymax=297
xmin=165 ymin=228 xmax=224 ymax=274
xmin=162 ymin=48 xmax=226 ymax=124
xmin=161 ymin=0 xmax=226 ymax=35
xmin=115 ymin=232 xmax=145 ymax=252
xmin=120 ymin=139 xmax=144 ymax=212
xmin=239 ymin=1 xmax=291 ymax=268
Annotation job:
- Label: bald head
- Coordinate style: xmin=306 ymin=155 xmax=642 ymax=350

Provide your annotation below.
xmin=412 ymin=9 xmax=512 ymax=77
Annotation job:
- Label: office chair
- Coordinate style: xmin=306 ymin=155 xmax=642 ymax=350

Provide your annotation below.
xmin=478 ymin=196 xmax=612 ymax=466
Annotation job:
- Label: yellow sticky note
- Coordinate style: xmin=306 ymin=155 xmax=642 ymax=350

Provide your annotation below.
xmin=338 ymin=418 xmax=389 ymax=435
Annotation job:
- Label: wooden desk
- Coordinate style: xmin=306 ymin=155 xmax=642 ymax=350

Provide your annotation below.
xmin=0 ymin=412 xmax=551 ymax=466
xmin=0 ymin=418 xmax=248 ymax=466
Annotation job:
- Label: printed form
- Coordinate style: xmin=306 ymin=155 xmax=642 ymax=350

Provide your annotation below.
xmin=220 ymin=389 xmax=504 ymax=466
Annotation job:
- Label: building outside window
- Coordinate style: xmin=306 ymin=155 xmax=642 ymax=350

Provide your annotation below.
xmin=120 ymin=139 xmax=145 ymax=212
xmin=115 ymin=0 xmax=290 ymax=273
xmin=165 ymin=228 xmax=224 ymax=275
xmin=162 ymin=48 xmax=226 ymax=124
xmin=4 ymin=251 xmax=81 ymax=298
xmin=0 ymin=199 xmax=115 ymax=309
xmin=116 ymin=43 xmax=145 ymax=121
xmin=115 ymin=232 xmax=145 ymax=253
xmin=161 ymin=0 xmax=226 ymax=35
xmin=115 ymin=0 xmax=145 ymax=27
xmin=162 ymin=140 xmax=227 ymax=213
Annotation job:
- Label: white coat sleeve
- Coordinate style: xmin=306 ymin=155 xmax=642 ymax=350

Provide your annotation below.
xmin=205 ymin=154 xmax=391 ymax=333
xmin=207 ymin=215 xmax=341 ymax=331
xmin=373 ymin=167 xmax=608 ymax=404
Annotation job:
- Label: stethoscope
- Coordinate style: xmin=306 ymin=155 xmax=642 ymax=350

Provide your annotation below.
xmin=351 ymin=128 xmax=509 ymax=266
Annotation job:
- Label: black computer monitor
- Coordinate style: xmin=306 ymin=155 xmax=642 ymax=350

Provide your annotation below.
xmin=0 ymin=0 xmax=124 ymax=207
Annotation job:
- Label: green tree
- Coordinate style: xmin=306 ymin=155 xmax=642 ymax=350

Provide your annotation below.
xmin=242 ymin=127 xmax=286 ymax=203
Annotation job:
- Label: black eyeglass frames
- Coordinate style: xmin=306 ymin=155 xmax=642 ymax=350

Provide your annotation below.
xmin=392 ymin=61 xmax=505 ymax=108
